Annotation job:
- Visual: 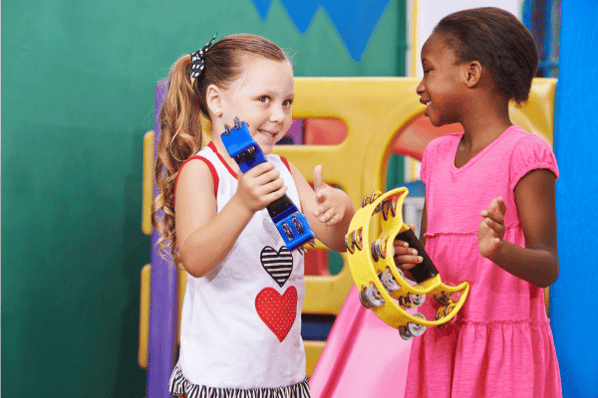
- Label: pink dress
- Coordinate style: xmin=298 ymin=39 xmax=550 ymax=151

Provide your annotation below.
xmin=404 ymin=126 xmax=562 ymax=398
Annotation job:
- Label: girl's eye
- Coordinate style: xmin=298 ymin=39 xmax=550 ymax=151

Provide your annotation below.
xmin=258 ymin=96 xmax=271 ymax=104
xmin=283 ymin=99 xmax=293 ymax=107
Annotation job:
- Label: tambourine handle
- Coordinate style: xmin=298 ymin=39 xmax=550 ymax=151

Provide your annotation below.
xmin=395 ymin=229 xmax=439 ymax=284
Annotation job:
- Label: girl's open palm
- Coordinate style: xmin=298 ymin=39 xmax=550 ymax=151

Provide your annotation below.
xmin=478 ymin=197 xmax=507 ymax=259
xmin=312 ymin=165 xmax=346 ymax=227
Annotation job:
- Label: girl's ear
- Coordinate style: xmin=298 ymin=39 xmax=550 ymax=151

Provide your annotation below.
xmin=463 ymin=60 xmax=483 ymax=88
xmin=206 ymin=84 xmax=223 ymax=118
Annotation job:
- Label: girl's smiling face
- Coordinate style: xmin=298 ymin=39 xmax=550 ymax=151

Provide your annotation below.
xmin=416 ymin=33 xmax=468 ymax=127
xmin=218 ymin=57 xmax=294 ymax=155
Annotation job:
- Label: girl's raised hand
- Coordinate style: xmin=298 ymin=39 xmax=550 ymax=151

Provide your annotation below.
xmin=393 ymin=224 xmax=423 ymax=281
xmin=235 ymin=162 xmax=287 ymax=212
xmin=312 ymin=165 xmax=346 ymax=227
xmin=478 ymin=197 xmax=507 ymax=259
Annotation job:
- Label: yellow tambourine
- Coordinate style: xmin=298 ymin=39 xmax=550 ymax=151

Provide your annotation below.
xmin=345 ymin=187 xmax=470 ymax=340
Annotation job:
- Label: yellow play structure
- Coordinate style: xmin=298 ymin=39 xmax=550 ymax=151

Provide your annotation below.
xmin=139 ymin=77 xmax=557 ymax=376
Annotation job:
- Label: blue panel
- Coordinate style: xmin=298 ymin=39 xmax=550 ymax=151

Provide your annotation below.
xmin=301 ymin=314 xmax=336 ymax=340
xmin=253 ymin=0 xmax=393 ymax=62
xmin=319 ymin=0 xmax=393 ymax=62
xmin=553 ymin=2 xmax=598 ymax=397
xmin=402 ymin=180 xmax=425 ymax=197
xmin=248 ymin=0 xmax=274 ymax=20
xmin=279 ymin=0 xmax=320 ymax=33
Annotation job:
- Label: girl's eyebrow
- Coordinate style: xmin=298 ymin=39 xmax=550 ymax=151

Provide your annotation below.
xmin=255 ymin=89 xmax=294 ymax=99
xmin=255 ymin=88 xmax=277 ymax=96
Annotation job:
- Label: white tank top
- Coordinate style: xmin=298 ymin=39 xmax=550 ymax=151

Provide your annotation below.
xmin=176 ymin=142 xmax=306 ymax=389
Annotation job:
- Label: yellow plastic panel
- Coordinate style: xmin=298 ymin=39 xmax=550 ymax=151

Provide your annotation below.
xmin=142 ymin=131 xmax=155 ymax=236
xmin=304 ymin=340 xmax=326 ymax=378
xmin=510 ymin=78 xmax=556 ymax=146
xmin=138 ymin=264 xmax=151 ymax=369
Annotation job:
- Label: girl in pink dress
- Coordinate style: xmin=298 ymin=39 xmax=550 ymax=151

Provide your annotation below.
xmin=394 ymin=7 xmax=562 ymax=398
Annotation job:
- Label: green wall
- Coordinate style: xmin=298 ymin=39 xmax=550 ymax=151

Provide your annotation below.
xmin=2 ymin=0 xmax=406 ymax=395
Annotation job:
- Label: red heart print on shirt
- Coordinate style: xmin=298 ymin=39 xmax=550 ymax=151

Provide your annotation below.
xmin=255 ymin=286 xmax=297 ymax=342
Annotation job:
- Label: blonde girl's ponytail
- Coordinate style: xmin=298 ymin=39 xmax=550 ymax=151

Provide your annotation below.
xmin=152 ymin=54 xmax=204 ymax=266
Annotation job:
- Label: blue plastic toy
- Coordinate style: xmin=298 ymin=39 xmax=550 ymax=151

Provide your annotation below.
xmin=222 ymin=117 xmax=315 ymax=252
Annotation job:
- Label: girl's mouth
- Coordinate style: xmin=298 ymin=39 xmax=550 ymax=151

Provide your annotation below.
xmin=423 ymin=101 xmax=432 ymax=116
xmin=257 ymin=129 xmax=280 ymax=142
xmin=258 ymin=129 xmax=278 ymax=136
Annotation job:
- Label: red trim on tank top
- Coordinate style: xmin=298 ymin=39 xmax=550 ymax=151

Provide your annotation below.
xmin=280 ymin=156 xmax=291 ymax=173
xmin=208 ymin=142 xmax=238 ymax=178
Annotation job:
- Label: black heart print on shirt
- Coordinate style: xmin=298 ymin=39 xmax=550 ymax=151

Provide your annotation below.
xmin=260 ymin=246 xmax=293 ymax=287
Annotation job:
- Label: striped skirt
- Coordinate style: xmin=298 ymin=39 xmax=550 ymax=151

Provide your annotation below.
xmin=169 ymin=365 xmax=311 ymax=398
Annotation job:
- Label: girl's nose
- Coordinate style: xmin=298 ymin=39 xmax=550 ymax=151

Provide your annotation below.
xmin=270 ymin=104 xmax=286 ymax=123
xmin=416 ymin=79 xmax=425 ymax=96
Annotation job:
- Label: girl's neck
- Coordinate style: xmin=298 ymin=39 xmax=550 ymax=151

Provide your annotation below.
xmin=459 ymin=97 xmax=512 ymax=153
xmin=454 ymin=101 xmax=512 ymax=168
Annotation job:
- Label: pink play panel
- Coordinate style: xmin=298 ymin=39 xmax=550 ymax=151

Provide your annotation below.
xmin=309 ymin=286 xmax=412 ymax=398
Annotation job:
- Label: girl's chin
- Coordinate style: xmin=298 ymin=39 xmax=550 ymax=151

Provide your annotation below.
xmin=429 ymin=118 xmax=444 ymax=127
xmin=425 ymin=112 xmax=445 ymax=127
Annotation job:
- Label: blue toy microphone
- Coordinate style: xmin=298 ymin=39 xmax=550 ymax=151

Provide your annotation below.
xmin=222 ymin=117 xmax=315 ymax=252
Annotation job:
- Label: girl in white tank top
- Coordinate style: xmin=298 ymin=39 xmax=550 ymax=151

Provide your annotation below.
xmin=153 ymin=34 xmax=355 ymax=398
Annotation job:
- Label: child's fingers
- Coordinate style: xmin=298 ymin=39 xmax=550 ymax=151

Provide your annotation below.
xmin=483 ymin=217 xmax=504 ymax=234
xmin=496 ymin=196 xmax=507 ymax=215
xmin=263 ymin=175 xmax=285 ymax=194
xmin=483 ymin=197 xmax=506 ymax=218
xmin=324 ymin=214 xmax=341 ymax=226
xmin=392 ymin=240 xmax=410 ymax=254
xmin=314 ymin=201 xmax=328 ymax=218
xmin=393 ymin=254 xmax=423 ymax=270
xmin=393 ymin=239 xmax=409 ymax=247
xmin=408 ymin=223 xmax=417 ymax=234
xmin=392 ymin=239 xmax=422 ymax=271
xmin=481 ymin=208 xmax=505 ymax=225
xmin=263 ymin=185 xmax=287 ymax=203
xmin=393 ymin=242 xmax=419 ymax=257
xmin=318 ymin=207 xmax=338 ymax=223
xmin=246 ymin=167 xmax=281 ymax=188
xmin=247 ymin=161 xmax=275 ymax=176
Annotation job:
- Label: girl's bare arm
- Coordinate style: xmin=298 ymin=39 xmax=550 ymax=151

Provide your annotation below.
xmin=480 ymin=169 xmax=558 ymax=287
xmin=176 ymin=160 xmax=286 ymax=277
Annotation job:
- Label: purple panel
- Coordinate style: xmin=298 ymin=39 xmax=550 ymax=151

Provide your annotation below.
xmin=285 ymin=119 xmax=304 ymax=145
xmin=146 ymin=79 xmax=178 ymax=398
